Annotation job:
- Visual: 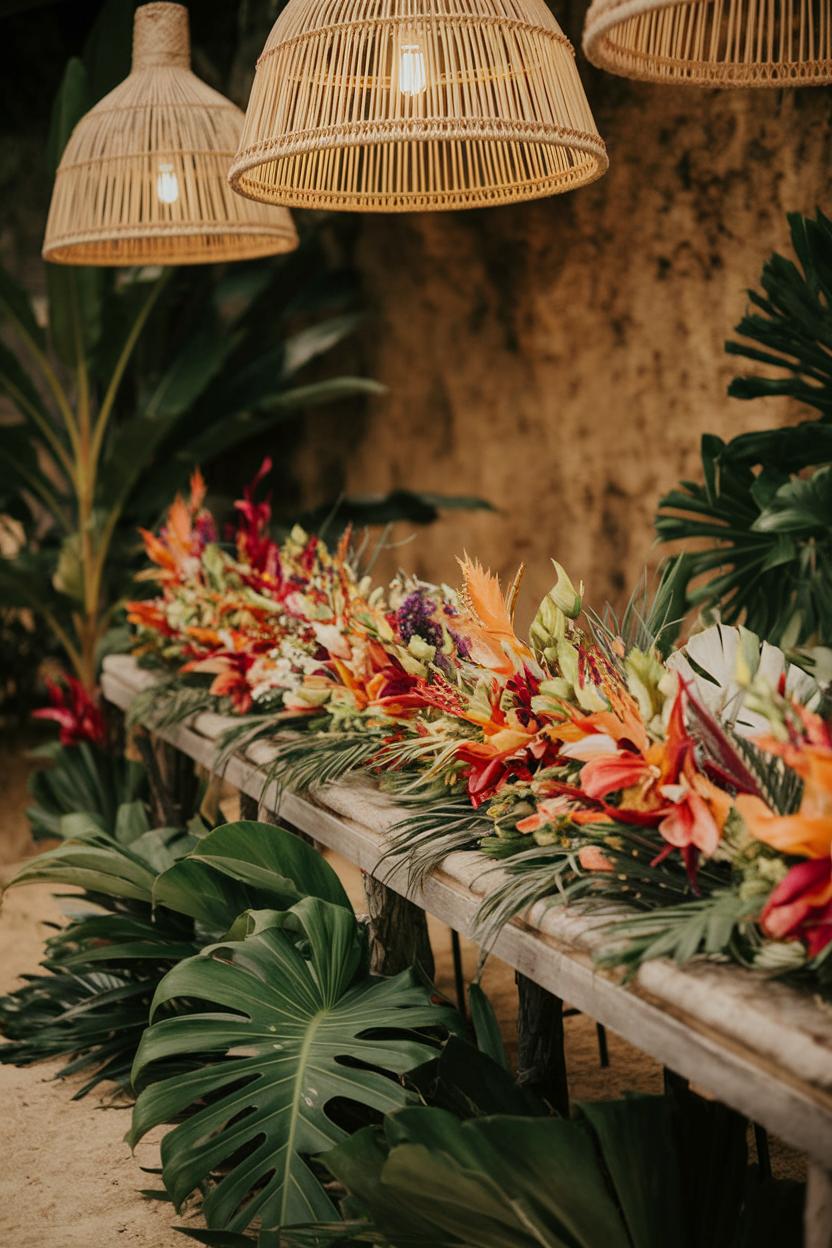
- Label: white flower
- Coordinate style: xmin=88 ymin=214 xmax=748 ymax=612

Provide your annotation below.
xmin=667 ymin=623 xmax=819 ymax=737
xmin=312 ymin=622 xmax=351 ymax=659
xmin=560 ymin=734 xmax=617 ymax=761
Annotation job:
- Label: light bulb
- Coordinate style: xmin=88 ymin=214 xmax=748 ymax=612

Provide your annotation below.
xmin=156 ymin=162 xmax=180 ymax=204
xmin=399 ymin=42 xmax=427 ymax=95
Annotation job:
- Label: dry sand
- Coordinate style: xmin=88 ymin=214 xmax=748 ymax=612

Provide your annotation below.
xmin=0 ymin=880 xmax=201 ymax=1248
xmin=0 ymin=747 xmax=802 ymax=1245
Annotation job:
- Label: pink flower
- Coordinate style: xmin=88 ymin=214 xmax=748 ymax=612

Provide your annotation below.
xmin=657 ymin=782 xmax=721 ymax=859
xmin=579 ymin=751 xmax=654 ymax=799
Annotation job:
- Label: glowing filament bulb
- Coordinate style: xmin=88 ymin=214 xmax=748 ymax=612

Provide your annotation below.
xmin=399 ymin=42 xmax=427 ymax=95
xmin=156 ymin=162 xmax=180 ymax=204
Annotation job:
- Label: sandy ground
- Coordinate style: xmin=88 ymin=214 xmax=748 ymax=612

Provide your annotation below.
xmin=0 ymin=876 xmax=203 ymax=1248
xmin=0 ymin=747 xmax=802 ymax=1245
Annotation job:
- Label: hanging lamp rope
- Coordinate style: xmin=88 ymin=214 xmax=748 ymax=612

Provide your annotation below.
xmin=43 ymin=3 xmax=298 ymax=266
xmin=583 ymin=0 xmax=832 ymax=86
xmin=229 ymin=0 xmax=608 ymax=212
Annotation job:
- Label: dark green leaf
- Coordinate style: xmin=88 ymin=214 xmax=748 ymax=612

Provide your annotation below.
xmin=467 ymin=983 xmax=509 ymax=1071
xmin=130 ymin=899 xmax=456 ymax=1233
xmin=153 ymin=820 xmax=351 ymax=932
xmin=46 ymin=56 xmax=89 ymax=174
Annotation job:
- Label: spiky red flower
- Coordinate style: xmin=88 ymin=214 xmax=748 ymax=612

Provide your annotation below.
xmin=33 ymin=674 xmax=107 ymax=748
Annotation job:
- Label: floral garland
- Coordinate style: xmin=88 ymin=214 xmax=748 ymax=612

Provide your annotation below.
xmin=125 ymin=465 xmax=832 ymax=991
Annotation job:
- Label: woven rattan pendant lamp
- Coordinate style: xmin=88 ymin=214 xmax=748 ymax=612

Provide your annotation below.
xmin=583 ymin=0 xmax=832 ymax=86
xmin=228 ymin=0 xmax=608 ymax=213
xmin=43 ymin=3 xmax=298 ymax=266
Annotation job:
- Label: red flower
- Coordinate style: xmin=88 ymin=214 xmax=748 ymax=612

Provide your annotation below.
xmin=33 ymin=674 xmax=107 ymax=748
xmin=234 ymin=458 xmax=282 ymax=581
xmin=455 ymin=741 xmax=535 ymax=807
xmin=761 ymin=856 xmax=832 ymax=958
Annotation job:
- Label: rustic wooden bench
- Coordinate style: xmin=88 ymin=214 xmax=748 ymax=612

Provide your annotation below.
xmin=102 ymin=653 xmax=832 ymax=1246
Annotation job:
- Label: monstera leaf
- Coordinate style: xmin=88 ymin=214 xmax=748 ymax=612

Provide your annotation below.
xmin=129 ymin=898 xmax=458 ymax=1234
xmin=152 ymin=820 xmax=351 ymax=931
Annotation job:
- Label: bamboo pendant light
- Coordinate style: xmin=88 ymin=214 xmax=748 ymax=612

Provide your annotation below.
xmin=228 ymin=0 xmax=608 ymax=213
xmin=583 ymin=0 xmax=832 ymax=86
xmin=43 ymin=3 xmax=298 ymax=266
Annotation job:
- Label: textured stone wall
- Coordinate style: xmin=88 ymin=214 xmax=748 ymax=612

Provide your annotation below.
xmin=294 ymin=30 xmax=832 ymax=621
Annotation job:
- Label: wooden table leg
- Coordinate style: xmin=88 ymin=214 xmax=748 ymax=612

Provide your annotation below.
xmin=363 ymin=873 xmax=435 ymax=981
xmin=806 ymin=1164 xmax=832 ymax=1248
xmin=134 ymin=730 xmax=199 ymax=828
xmin=516 ymin=972 xmax=569 ymax=1116
xmin=239 ymin=793 xmax=260 ymax=821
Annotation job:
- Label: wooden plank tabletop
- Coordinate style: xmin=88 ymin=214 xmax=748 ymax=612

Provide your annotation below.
xmin=102 ymin=654 xmax=832 ymax=1167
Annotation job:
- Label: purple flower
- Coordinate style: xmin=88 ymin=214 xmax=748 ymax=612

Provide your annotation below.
xmin=397 ymin=591 xmax=443 ymax=649
xmin=448 ymin=627 xmax=471 ymax=660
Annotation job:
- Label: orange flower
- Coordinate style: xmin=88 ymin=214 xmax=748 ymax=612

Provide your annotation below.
xmin=550 ymin=703 xmax=651 ymax=757
xmin=453 ymin=555 xmax=533 ymax=675
xmin=737 ymin=734 xmax=832 ymax=862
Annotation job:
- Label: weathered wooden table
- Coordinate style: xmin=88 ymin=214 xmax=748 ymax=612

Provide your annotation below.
xmin=103 ymin=654 xmax=832 ymax=1245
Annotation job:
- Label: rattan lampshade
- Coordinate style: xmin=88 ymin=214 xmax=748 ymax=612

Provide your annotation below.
xmin=43 ymin=3 xmax=298 ymax=266
xmin=228 ymin=0 xmax=608 ymax=213
xmin=583 ymin=0 xmax=832 ymax=86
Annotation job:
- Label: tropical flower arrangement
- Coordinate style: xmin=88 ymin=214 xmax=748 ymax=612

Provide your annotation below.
xmin=126 ymin=464 xmax=832 ymax=994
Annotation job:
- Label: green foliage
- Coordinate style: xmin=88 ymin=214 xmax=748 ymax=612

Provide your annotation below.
xmin=657 ymin=426 xmax=832 ymax=645
xmin=0 ymin=3 xmax=382 ymax=691
xmin=292 ymin=1089 xmax=802 ymax=1248
xmin=0 ymin=244 xmax=379 ymax=687
xmin=656 ymin=210 xmax=832 ymax=646
xmin=215 ymin=725 xmax=389 ymax=804
xmin=152 ymin=819 xmax=352 ymax=928
xmin=467 ymin=983 xmax=509 ymax=1072
xmin=404 ymin=1036 xmax=545 ymax=1120
xmin=26 ymin=739 xmax=147 ymax=841
xmin=595 ymin=892 xmax=763 ymax=975
xmin=726 ymin=210 xmax=832 ymax=417
xmin=129 ymin=898 xmax=458 ymax=1234
xmin=312 ymin=1103 xmax=670 ymax=1247
xmin=0 ymin=818 xmax=199 ymax=1094
xmin=0 ymin=816 xmax=354 ymax=1097
xmin=382 ymin=796 xmax=488 ymax=889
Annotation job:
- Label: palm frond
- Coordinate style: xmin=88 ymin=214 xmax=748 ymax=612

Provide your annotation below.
xmin=220 ymin=727 xmax=390 ymax=805
xmin=595 ymin=891 xmax=763 ymax=977
xmin=473 ymin=827 xmax=730 ymax=953
xmin=374 ymin=731 xmax=471 ymax=789
xmin=731 ymin=734 xmax=804 ymax=815
xmin=725 ymin=209 xmax=832 ymax=418
xmin=586 ymin=558 xmax=690 ymax=666
xmin=126 ymin=676 xmax=218 ymax=730
xmin=381 ymin=797 xmax=488 ymax=889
